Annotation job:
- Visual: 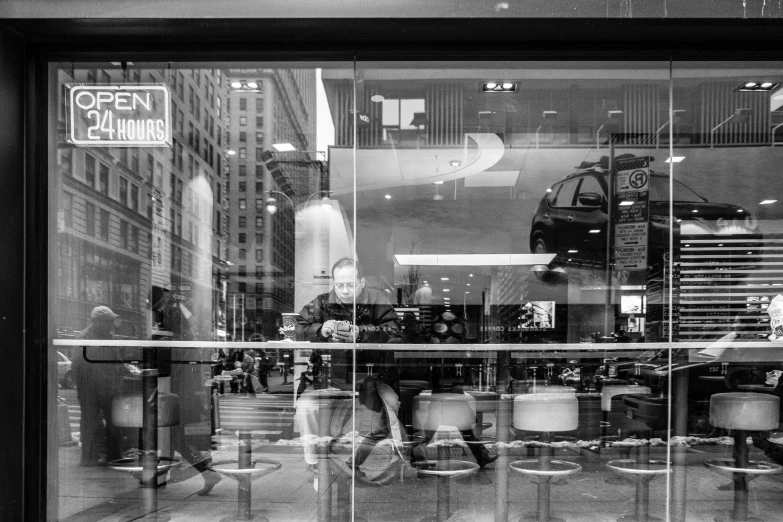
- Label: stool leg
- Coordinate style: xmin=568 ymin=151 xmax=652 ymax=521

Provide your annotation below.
xmin=732 ymin=432 xmax=749 ymax=522
xmin=495 ymin=397 xmax=512 ymax=522
xmin=538 ymin=433 xmax=553 ymax=522
xmin=237 ymin=431 xmax=252 ymax=521
xmin=437 ymin=444 xmax=451 ymax=522
xmin=317 ymin=445 xmax=332 ymax=522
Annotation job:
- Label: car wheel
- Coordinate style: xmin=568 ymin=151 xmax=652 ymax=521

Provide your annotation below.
xmin=531 ymin=231 xmax=553 ymax=254
xmin=62 ymin=370 xmax=75 ymax=389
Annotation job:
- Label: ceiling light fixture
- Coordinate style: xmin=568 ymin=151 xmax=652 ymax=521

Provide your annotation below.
xmin=761 ymin=199 xmax=778 ymax=204
xmin=665 ymin=156 xmax=685 ymax=163
xmin=441 ymin=277 xmax=449 ymax=281
xmin=481 ymin=82 xmax=518 ymax=93
xmin=589 ymin=229 xmax=600 ymax=234
xmin=737 ymin=81 xmax=779 ymax=92
xmin=385 ymin=194 xmax=391 ymax=199
xmin=450 ymin=160 xmax=461 ymax=167
xmin=370 ymin=94 xmax=385 ymax=103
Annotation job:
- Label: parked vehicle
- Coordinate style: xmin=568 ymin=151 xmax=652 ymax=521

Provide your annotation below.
xmin=529 ymin=155 xmax=760 ymax=267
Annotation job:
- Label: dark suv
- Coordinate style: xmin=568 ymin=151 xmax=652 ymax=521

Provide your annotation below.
xmin=529 ymin=156 xmax=757 ymax=267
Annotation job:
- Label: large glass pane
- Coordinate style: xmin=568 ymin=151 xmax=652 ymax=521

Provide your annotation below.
xmin=668 ymin=61 xmax=783 ymax=522
xmin=48 ymin=62 xmax=357 ymax=521
xmin=347 ymin=61 xmax=672 ymax=521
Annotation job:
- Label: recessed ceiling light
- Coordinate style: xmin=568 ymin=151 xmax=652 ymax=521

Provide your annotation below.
xmin=761 ymin=199 xmax=778 ymax=204
xmin=665 ymin=156 xmax=685 ymax=163
xmin=370 ymin=94 xmax=385 ymax=103
xmin=762 ymin=82 xmax=774 ymax=88
xmin=385 ymin=194 xmax=391 ymax=199
xmin=231 ymin=81 xmax=242 ymax=88
xmin=443 ymin=289 xmax=450 ymax=292
xmin=465 ymin=291 xmax=470 ymax=294
xmin=589 ymin=229 xmax=600 ymax=234
xmin=227 ymin=150 xmax=236 ymax=155
xmin=481 ymin=82 xmax=517 ymax=93
xmin=738 ymin=81 xmax=779 ymax=92
xmin=567 ymin=249 xmax=578 ymax=253
xmin=676 ymin=219 xmax=682 ymax=222
xmin=450 ymin=160 xmax=461 ymax=167
xmin=737 ymin=209 xmax=744 ymax=212
xmin=692 ymin=209 xmax=699 ymax=213
xmin=745 ymin=82 xmax=758 ymax=88
xmin=434 ymin=181 xmax=444 ymax=185
xmin=718 ymin=244 xmax=723 ymax=247
xmin=469 ymin=274 xmax=474 ymax=277
xmin=441 ymin=277 xmax=449 ymax=281
xmin=467 ymin=283 xmax=471 ymax=286
xmin=485 ymin=82 xmax=497 ymax=89
xmin=684 ymin=244 xmax=691 ymax=247
xmin=246 ymin=82 xmax=258 ymax=89
xmin=502 ymin=83 xmax=514 ymax=89
xmin=546 ymin=188 xmax=552 ymax=193
xmin=619 ymin=201 xmax=634 ymax=206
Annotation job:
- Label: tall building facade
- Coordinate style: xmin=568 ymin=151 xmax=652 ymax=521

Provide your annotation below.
xmin=54 ymin=67 xmax=229 ymax=341
xmin=225 ymin=68 xmax=317 ymax=339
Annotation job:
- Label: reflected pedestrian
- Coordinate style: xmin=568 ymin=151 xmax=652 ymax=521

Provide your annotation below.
xmin=72 ymin=306 xmax=124 ymax=466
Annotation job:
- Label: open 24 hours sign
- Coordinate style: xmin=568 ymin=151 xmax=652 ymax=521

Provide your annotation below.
xmin=67 ymin=85 xmax=171 ymax=147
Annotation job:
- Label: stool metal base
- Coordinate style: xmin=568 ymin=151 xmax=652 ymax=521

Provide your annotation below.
xmin=712 ymin=511 xmax=763 ymax=522
xmin=618 ymin=515 xmax=662 ymax=522
xmin=219 ymin=511 xmax=269 ymax=522
xmin=519 ymin=515 xmax=566 ymax=522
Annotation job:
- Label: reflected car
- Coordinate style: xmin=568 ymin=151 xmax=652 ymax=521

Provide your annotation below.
xmin=57 ymin=351 xmax=75 ymax=389
xmin=529 ymin=155 xmax=759 ymax=268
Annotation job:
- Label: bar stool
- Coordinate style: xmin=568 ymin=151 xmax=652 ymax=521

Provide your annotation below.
xmin=212 ymin=400 xmax=282 ymax=522
xmin=510 ymin=393 xmax=581 ymax=522
xmin=110 ymin=391 xmax=182 ymax=522
xmin=452 ymin=385 xmax=499 ymax=439
xmin=413 ymin=393 xmax=480 ymax=522
xmin=600 ymin=384 xmax=652 ymax=488
xmin=705 ymin=393 xmax=782 ymax=522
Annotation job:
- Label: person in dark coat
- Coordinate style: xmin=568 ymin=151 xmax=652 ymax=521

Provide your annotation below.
xmin=72 ymin=306 xmax=125 ymax=466
xmin=298 ymin=258 xmax=402 ymax=390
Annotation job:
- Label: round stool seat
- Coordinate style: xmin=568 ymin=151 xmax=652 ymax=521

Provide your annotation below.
xmin=709 ymin=392 xmax=780 ymax=430
xmin=526 ymin=386 xmax=575 ymax=395
xmin=212 ymin=459 xmax=282 ymax=482
xmin=514 ymin=393 xmax=578 ymax=432
xmin=453 ymin=387 xmax=499 ymax=413
xmin=704 ymin=459 xmax=783 ymax=479
xmin=601 ymin=385 xmax=651 ymax=412
xmin=607 ymin=459 xmax=670 ymax=479
xmin=112 ymin=392 xmax=180 ymax=428
xmin=414 ymin=393 xmax=476 ymax=431
xmin=109 ymin=456 xmax=181 ymax=480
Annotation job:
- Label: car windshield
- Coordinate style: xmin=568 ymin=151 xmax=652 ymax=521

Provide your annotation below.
xmin=650 ymin=175 xmax=706 ymax=203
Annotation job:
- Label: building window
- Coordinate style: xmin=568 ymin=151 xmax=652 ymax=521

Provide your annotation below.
xmin=99 ymin=208 xmax=109 ymax=241
xmin=238 ymin=282 xmax=247 ymax=292
xmin=255 ymin=249 xmax=263 ymax=262
xmin=98 ymin=163 xmax=109 ymax=196
xmin=239 ymin=198 xmax=247 ymax=210
xmin=255 ymin=198 xmax=264 ymax=210
xmin=255 ymin=164 xmax=265 ymax=177
xmin=239 ymin=248 xmax=247 ymax=261
xmin=85 ymin=153 xmax=96 ymax=188
xmin=239 ymin=148 xmax=247 ymax=160
xmin=256 ymin=98 xmax=264 ymax=112
xmin=238 ymin=233 xmax=246 ymax=243
xmin=120 ymin=220 xmax=128 ymax=250
xmin=239 ymin=131 xmax=247 ymax=142
xmin=239 ymin=98 xmax=247 ymax=111
xmin=130 ymin=184 xmax=139 ymax=212
xmin=239 ymin=116 xmax=247 ymax=126
xmin=255 ymin=181 xmax=264 ymax=193
xmin=255 ymin=149 xmax=265 ymax=161
xmin=239 ymin=216 xmax=247 ymax=227
xmin=239 ymin=181 xmax=246 ymax=192
xmin=238 ymin=164 xmax=247 ymax=176
xmin=255 ymin=216 xmax=263 ymax=227
xmin=256 ymin=116 xmax=264 ymax=127
xmin=256 ymin=131 xmax=264 ymax=145
xmin=85 ymin=202 xmax=96 ymax=236
xmin=119 ymin=177 xmax=128 ymax=206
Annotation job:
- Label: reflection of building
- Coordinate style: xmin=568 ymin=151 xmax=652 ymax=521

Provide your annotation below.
xmin=225 ymin=69 xmax=316 ymax=339
xmin=55 ymin=67 xmax=229 ymax=339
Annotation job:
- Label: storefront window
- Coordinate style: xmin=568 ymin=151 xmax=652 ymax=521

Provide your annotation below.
xmin=48 ymin=59 xmax=783 ymax=521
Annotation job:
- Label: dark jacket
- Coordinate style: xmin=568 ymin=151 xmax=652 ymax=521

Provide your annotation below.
xmin=298 ymin=287 xmax=403 ymax=344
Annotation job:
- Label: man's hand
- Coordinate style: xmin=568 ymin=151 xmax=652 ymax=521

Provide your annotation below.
xmin=333 ymin=324 xmax=358 ymax=342
xmin=321 ymin=320 xmax=337 ymax=338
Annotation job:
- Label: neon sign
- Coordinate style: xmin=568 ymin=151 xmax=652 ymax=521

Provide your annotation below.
xmin=67 ymin=85 xmax=171 ymax=147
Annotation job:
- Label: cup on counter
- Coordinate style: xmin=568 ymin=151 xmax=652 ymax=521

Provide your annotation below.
xmin=281 ymin=313 xmax=302 ymax=341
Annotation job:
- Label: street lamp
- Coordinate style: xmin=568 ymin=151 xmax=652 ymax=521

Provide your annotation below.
xmin=265 ymin=190 xmax=330 ymax=215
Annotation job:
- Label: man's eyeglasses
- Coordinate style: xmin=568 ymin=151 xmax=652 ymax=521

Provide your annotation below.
xmin=334 ymin=282 xmax=358 ymax=291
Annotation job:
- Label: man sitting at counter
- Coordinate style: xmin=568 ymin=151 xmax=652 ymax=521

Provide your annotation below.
xmin=298 ymin=257 xmax=402 ymax=389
